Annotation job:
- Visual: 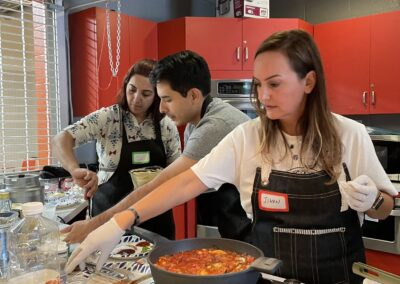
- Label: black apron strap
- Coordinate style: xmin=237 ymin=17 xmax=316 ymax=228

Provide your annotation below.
xmin=201 ymin=95 xmax=213 ymax=118
xmin=153 ymin=117 xmax=165 ymax=154
xmin=197 ymin=95 xmax=253 ymax=240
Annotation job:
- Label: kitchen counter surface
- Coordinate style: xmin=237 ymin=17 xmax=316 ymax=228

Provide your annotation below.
xmin=56 ymin=200 xmax=88 ymax=224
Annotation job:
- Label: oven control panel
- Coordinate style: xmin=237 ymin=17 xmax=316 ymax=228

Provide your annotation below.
xmin=211 ymin=79 xmax=252 ymax=98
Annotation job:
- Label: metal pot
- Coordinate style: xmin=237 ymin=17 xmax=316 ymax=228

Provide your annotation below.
xmin=146 ymin=237 xmax=282 ymax=284
xmin=4 ymin=173 xmax=44 ymax=203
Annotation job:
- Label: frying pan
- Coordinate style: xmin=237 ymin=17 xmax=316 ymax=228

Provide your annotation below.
xmin=133 ymin=227 xmax=282 ymax=284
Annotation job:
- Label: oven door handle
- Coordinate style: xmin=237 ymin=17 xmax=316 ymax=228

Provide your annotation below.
xmin=390 ymin=209 xmax=400 ymax=217
xmin=222 ymin=98 xmax=255 ymax=111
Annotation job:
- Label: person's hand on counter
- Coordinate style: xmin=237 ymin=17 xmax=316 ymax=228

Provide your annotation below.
xmin=65 ymin=218 xmax=125 ymax=273
xmin=65 ymin=209 xmax=135 ymax=273
xmin=70 ymin=168 xmax=98 ymax=200
xmin=61 ymin=219 xmax=97 ymax=244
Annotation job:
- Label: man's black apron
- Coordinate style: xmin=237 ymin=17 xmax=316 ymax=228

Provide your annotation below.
xmin=247 ymin=166 xmax=365 ymax=284
xmin=194 ymin=95 xmax=221 ymax=226
xmin=91 ymin=115 xmax=175 ymax=239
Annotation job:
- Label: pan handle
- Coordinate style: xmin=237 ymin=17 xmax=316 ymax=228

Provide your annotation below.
xmin=352 ymin=262 xmax=400 ymax=284
xmin=250 ymin=256 xmax=283 ymax=275
xmin=130 ymin=226 xmax=171 ymax=246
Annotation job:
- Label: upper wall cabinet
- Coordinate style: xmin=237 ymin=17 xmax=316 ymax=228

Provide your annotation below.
xmin=158 ymin=17 xmax=313 ymax=79
xmin=69 ymin=8 xmax=157 ymax=116
xmin=315 ymin=11 xmax=400 ymax=115
xmin=241 ymin=18 xmax=313 ymax=71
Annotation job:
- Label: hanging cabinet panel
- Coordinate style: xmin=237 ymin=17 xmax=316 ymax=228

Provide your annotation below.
xmin=242 ymin=18 xmax=313 ymax=70
xmin=370 ymin=11 xmax=400 ymax=114
xmin=129 ymin=16 xmax=158 ymax=63
xmin=314 ymin=17 xmax=370 ymax=114
xmin=185 ymin=17 xmax=243 ymax=71
xmin=69 ymin=8 xmax=157 ymax=116
xmin=315 ymin=11 xmax=400 ymax=115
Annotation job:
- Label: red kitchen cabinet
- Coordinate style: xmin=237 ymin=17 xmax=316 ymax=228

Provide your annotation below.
xmin=158 ymin=17 xmax=243 ymax=73
xmin=241 ymin=18 xmax=313 ymax=71
xmin=314 ymin=17 xmax=370 ymax=115
xmin=314 ymin=11 xmax=400 ymax=115
xmin=158 ymin=17 xmax=313 ymax=79
xmin=128 ymin=16 xmax=158 ymax=64
xmin=69 ymin=8 xmax=157 ymax=116
xmin=370 ymin=12 xmax=400 ymax=114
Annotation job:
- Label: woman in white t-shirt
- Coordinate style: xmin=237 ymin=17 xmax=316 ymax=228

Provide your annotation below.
xmin=65 ymin=31 xmax=396 ymax=284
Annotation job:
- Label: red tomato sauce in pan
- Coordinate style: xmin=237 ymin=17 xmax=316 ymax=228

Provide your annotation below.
xmin=155 ymin=248 xmax=255 ymax=275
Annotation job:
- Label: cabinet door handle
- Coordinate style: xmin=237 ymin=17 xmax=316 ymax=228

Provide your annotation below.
xmin=371 ymin=90 xmax=376 ymax=105
xmin=244 ymin=46 xmax=249 ymax=61
xmin=236 ymin=47 xmax=241 ymax=61
xmin=362 ymin=91 xmax=368 ymax=107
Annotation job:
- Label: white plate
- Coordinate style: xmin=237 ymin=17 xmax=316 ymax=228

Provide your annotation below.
xmin=109 ymin=235 xmax=154 ymax=260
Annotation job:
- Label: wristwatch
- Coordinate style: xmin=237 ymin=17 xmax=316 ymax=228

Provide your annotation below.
xmin=371 ymin=192 xmax=384 ymax=210
xmin=128 ymin=207 xmax=141 ymax=226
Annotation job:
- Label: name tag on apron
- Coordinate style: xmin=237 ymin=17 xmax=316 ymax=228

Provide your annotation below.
xmin=258 ymin=190 xmax=289 ymax=212
xmin=132 ymin=151 xmax=150 ymax=164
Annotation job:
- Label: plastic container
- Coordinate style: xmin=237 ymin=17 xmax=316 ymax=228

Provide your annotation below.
xmin=8 ymin=202 xmax=60 ymax=283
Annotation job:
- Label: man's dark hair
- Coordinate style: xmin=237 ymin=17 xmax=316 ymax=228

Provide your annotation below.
xmin=149 ymin=50 xmax=211 ymax=97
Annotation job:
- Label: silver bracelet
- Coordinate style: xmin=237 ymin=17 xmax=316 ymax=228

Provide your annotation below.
xmin=127 ymin=207 xmax=141 ymax=226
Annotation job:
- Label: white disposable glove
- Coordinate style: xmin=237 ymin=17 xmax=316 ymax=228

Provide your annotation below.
xmin=65 ymin=218 xmax=125 ymax=274
xmin=340 ymin=175 xmax=379 ymax=212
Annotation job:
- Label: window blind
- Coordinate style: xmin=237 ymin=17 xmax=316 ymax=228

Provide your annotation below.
xmin=0 ymin=0 xmax=60 ymax=174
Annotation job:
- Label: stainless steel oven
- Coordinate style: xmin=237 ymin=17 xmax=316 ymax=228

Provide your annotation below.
xmin=362 ymin=132 xmax=400 ymax=254
xmin=210 ymin=79 xmax=257 ymax=119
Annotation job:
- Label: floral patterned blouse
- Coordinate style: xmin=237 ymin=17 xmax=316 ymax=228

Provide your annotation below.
xmin=65 ymin=104 xmax=181 ymax=184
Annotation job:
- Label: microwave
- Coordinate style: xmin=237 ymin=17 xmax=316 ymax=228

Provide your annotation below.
xmin=370 ymin=134 xmax=400 ymax=178
xmin=362 ymin=131 xmax=400 ymax=255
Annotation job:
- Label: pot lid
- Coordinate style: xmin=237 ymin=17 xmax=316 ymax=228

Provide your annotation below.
xmin=4 ymin=173 xmax=40 ymax=188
